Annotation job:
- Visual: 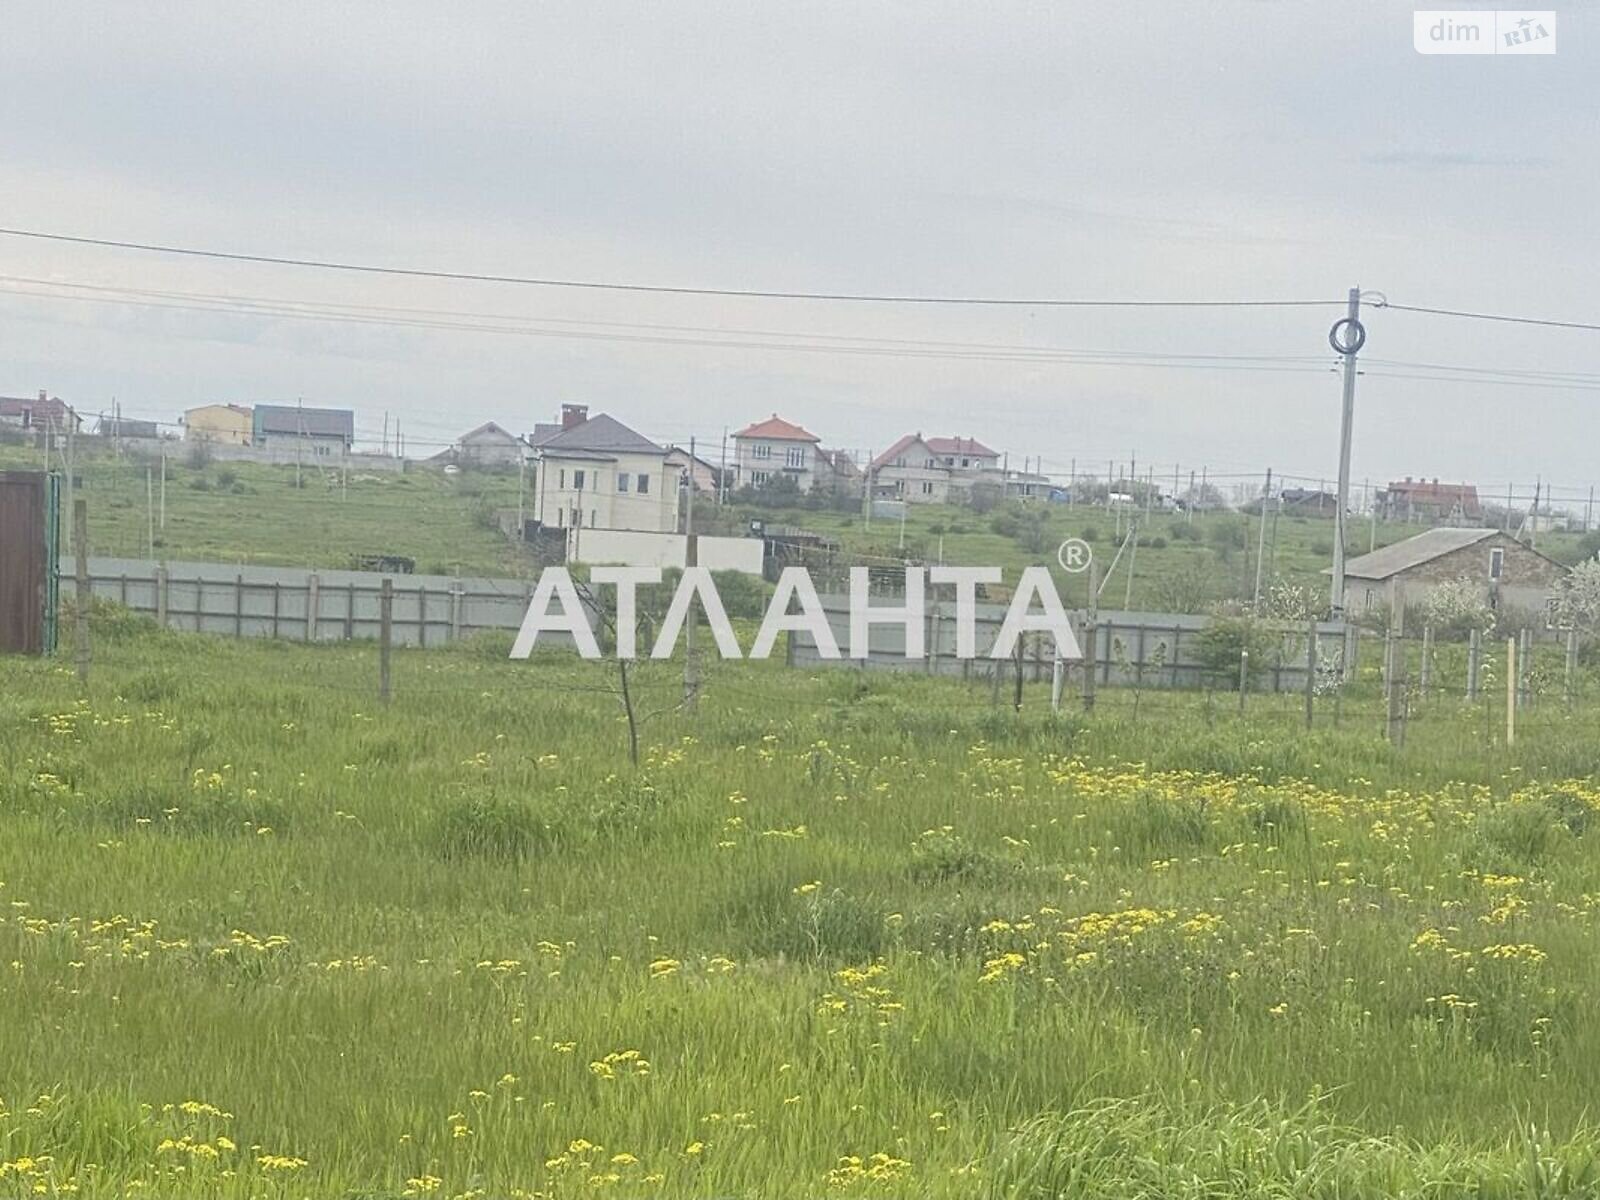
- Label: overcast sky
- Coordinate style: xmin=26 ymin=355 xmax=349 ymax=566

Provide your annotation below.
xmin=3 ymin=2 xmax=1596 ymax=502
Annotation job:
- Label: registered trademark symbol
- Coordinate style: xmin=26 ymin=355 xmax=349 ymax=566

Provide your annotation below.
xmin=1057 ymin=538 xmax=1093 ymax=573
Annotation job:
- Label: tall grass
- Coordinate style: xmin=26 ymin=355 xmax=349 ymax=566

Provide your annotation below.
xmin=0 ymin=625 xmax=1597 ymax=1196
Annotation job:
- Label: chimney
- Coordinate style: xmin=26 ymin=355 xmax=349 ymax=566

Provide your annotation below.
xmin=1405 ymin=475 xmax=1413 ymax=484
xmin=39 ymin=390 xmax=47 ymax=402
xmin=561 ymin=403 xmax=588 ymax=430
xmin=1432 ymin=477 xmax=1439 ymax=486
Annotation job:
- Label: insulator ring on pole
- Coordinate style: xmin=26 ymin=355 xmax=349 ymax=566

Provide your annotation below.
xmin=1328 ymin=317 xmax=1366 ymax=356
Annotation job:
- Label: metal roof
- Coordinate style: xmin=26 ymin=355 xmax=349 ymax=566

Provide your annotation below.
xmin=1338 ymin=527 xmax=1496 ymax=580
xmin=254 ymin=404 xmax=354 ymax=439
xmin=535 ymin=412 xmax=664 ymax=456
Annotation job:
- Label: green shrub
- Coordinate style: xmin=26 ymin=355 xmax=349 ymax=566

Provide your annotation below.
xmin=1194 ymin=614 xmax=1275 ymax=688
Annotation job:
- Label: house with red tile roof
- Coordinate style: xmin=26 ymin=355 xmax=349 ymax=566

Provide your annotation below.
xmin=730 ymin=413 xmax=823 ymax=492
xmin=869 ymin=433 xmax=1002 ymax=503
xmin=0 ymin=391 xmax=81 ymax=437
xmin=1378 ymin=477 xmax=1483 ymax=525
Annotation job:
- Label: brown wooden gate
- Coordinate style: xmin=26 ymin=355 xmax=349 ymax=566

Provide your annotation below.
xmin=0 ymin=471 xmax=51 ymax=655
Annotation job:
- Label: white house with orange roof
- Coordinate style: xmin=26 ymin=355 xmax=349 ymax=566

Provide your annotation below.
xmin=730 ymin=413 xmax=823 ymax=492
xmin=870 ymin=434 xmax=1002 ymax=503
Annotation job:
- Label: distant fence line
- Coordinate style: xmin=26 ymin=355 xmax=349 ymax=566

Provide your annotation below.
xmin=66 ymin=557 xmax=1583 ymax=717
xmin=63 ymin=556 xmax=533 ymax=648
xmin=789 ymin=597 xmax=1351 ymax=694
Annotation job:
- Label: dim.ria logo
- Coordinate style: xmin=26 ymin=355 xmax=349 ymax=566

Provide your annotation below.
xmin=509 ymin=566 xmax=1083 ymax=662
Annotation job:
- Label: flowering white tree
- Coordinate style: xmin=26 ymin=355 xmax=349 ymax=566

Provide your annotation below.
xmin=1550 ymin=559 xmax=1600 ymax=635
xmin=1261 ymin=578 xmax=1322 ymax=621
xmin=1418 ymin=577 xmax=1494 ymax=636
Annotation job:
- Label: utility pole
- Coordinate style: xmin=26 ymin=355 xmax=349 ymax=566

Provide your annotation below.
xmin=718 ymin=427 xmax=728 ymax=505
xmin=1367 ymin=478 xmax=1376 ymax=552
xmin=64 ymin=416 xmax=75 ymax=555
xmin=684 ymin=436 xmax=699 ymax=710
xmin=1253 ymin=468 xmax=1271 ymax=609
xmin=516 ymin=453 xmax=526 ymax=542
xmin=1123 ymin=521 xmax=1139 ymax=610
xmin=145 ymin=466 xmax=155 ymax=557
xmin=1329 ymin=285 xmax=1364 ymax=617
xmin=159 ymin=446 xmax=167 ymax=530
xmin=296 ymin=397 xmax=304 ymax=490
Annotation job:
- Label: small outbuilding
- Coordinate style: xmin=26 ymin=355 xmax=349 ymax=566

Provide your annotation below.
xmin=1337 ymin=527 xmax=1566 ymax=619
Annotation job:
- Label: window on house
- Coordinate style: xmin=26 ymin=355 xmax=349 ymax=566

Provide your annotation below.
xmin=637 ymin=473 xmax=649 ymax=493
xmin=1489 ymin=548 xmax=1505 ymax=580
xmin=753 ymin=443 xmax=771 ymax=460
xmin=573 ymin=469 xmax=586 ymax=490
xmin=960 ymin=457 xmax=970 ymax=468
xmin=618 ymin=473 xmax=629 ymax=492
xmin=894 ymin=456 xmax=906 ymax=468
xmin=785 ymin=446 xmax=805 ymax=468
xmin=558 ymin=469 xmax=566 ymax=489
xmin=925 ymin=458 xmax=936 ymax=469
xmin=751 ymin=470 xmax=768 ymax=485
xmin=920 ymin=481 xmax=934 ymax=495
xmin=556 ymin=508 xmax=565 ymax=527
xmin=591 ymin=510 xmax=596 ymax=527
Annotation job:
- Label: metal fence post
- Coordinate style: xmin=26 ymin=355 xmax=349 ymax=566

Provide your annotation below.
xmin=1081 ymin=618 xmax=1097 ymax=713
xmin=1419 ymin=625 xmax=1432 ymax=701
xmin=1304 ymin=617 xmax=1316 ymax=730
xmin=1505 ymin=635 xmax=1516 ymax=747
xmin=1387 ymin=637 xmax=1408 ymax=746
xmin=73 ymin=500 xmax=89 ymax=687
xmin=379 ymin=578 xmax=393 ymax=705
xmin=1467 ymin=628 xmax=1481 ymax=701
xmin=306 ymin=572 xmax=321 ymax=642
xmin=156 ymin=562 xmax=169 ymax=628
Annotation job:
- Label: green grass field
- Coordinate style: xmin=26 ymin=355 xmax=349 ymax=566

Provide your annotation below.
xmin=3 ymin=617 xmax=1599 ymax=1197
xmin=7 ymin=442 xmax=1592 ymax=608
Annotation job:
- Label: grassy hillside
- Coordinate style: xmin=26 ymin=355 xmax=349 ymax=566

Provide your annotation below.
xmin=1 ymin=443 xmax=531 ymax=576
xmin=6 ymin=442 xmax=1591 ymax=609
xmin=715 ymin=495 xmax=1594 ymax=612
xmin=1 ymin=625 xmax=1598 ymax=1196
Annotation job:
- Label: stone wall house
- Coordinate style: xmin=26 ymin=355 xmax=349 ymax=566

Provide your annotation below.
xmin=1338 ymin=528 xmax=1566 ymax=622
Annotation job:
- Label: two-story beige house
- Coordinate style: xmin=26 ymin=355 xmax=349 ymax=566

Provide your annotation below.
xmin=871 ymin=434 xmax=1001 ymax=503
xmin=182 ymin=403 xmax=254 ymax=446
xmin=531 ymin=409 xmax=677 ymax=534
xmin=730 ymin=414 xmax=821 ymax=492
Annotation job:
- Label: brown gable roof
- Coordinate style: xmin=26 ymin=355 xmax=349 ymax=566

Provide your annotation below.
xmin=925 ymin=436 xmax=997 ymax=458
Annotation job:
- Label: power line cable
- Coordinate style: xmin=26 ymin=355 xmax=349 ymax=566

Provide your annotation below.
xmin=0 ymin=274 xmax=1332 ymax=361
xmin=1375 ymin=299 xmax=1600 ymax=333
xmin=0 ymin=227 xmax=1345 ymax=308
xmin=0 ymin=279 xmax=1343 ymax=371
